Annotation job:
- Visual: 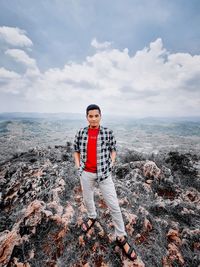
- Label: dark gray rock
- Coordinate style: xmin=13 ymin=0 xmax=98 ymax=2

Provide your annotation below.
xmin=0 ymin=146 xmax=200 ymax=267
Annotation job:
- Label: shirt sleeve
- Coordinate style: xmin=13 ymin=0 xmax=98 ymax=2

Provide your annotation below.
xmin=73 ymin=130 xmax=80 ymax=153
xmin=110 ymin=130 xmax=117 ymax=152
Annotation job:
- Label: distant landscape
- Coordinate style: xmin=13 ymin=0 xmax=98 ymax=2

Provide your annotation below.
xmin=1 ymin=112 xmax=200 ymax=266
xmin=0 ymin=112 xmax=200 ymax=164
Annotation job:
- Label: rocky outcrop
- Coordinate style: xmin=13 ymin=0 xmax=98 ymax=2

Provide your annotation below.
xmin=0 ymin=145 xmax=199 ymax=266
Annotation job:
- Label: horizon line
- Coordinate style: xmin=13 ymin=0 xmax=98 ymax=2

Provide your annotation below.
xmin=0 ymin=112 xmax=200 ymax=119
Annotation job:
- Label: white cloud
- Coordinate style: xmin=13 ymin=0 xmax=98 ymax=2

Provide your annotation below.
xmin=0 ymin=67 xmax=20 ymax=80
xmin=91 ymin=38 xmax=111 ymax=50
xmin=5 ymin=49 xmax=36 ymax=67
xmin=0 ymin=36 xmax=200 ymax=116
xmin=0 ymin=67 xmax=26 ymax=95
xmin=5 ymin=49 xmax=40 ymax=77
xmin=0 ymin=26 xmax=33 ymax=47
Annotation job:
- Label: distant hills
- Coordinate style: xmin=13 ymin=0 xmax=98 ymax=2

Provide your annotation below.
xmin=0 ymin=112 xmax=200 ymax=123
xmin=0 ymin=112 xmax=83 ymax=120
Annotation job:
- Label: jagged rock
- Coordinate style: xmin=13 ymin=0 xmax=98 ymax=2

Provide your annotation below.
xmin=143 ymin=160 xmax=161 ymax=179
xmin=0 ymin=228 xmax=21 ymax=266
xmin=165 ymin=151 xmax=200 ymax=190
xmin=0 ymin=146 xmax=199 ymax=266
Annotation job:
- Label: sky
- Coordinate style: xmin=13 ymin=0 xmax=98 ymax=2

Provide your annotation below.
xmin=0 ymin=0 xmax=200 ymax=117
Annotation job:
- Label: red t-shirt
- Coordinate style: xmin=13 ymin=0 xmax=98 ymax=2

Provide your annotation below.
xmin=84 ymin=127 xmax=99 ymax=173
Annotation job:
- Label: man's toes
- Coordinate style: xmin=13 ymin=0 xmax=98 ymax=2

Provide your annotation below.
xmin=88 ymin=219 xmax=93 ymax=225
xmin=82 ymin=223 xmax=87 ymax=230
xmin=131 ymin=251 xmax=136 ymax=259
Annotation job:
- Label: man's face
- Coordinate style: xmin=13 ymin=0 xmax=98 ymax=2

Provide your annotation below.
xmin=86 ymin=109 xmax=101 ymax=128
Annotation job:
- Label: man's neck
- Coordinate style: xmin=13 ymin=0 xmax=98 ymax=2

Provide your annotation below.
xmin=89 ymin=125 xmax=100 ymax=129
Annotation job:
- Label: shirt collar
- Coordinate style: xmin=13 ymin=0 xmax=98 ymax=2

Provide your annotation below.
xmin=85 ymin=125 xmax=103 ymax=134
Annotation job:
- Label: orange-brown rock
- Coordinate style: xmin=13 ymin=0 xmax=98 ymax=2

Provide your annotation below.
xmin=143 ymin=160 xmax=161 ymax=179
xmin=167 ymin=243 xmax=184 ymax=265
xmin=143 ymin=218 xmax=153 ymax=232
xmin=0 ymin=229 xmax=21 ymax=266
xmin=167 ymin=229 xmax=182 ymax=246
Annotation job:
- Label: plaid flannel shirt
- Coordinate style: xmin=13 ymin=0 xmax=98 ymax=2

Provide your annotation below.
xmin=73 ymin=125 xmax=117 ymax=182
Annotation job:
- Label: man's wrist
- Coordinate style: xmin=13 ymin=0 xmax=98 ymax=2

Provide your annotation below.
xmin=111 ymin=161 xmax=115 ymax=167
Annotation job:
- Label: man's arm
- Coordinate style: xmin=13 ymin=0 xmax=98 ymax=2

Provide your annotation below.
xmin=74 ymin=152 xmax=80 ymax=169
xmin=73 ymin=129 xmax=81 ymax=170
xmin=110 ymin=130 xmax=117 ymax=167
xmin=111 ymin=150 xmax=117 ymax=166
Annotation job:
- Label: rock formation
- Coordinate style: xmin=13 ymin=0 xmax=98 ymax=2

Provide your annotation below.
xmin=0 ymin=145 xmax=199 ymax=266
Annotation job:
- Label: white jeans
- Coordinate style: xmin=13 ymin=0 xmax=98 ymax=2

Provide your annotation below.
xmin=80 ymin=170 xmax=127 ymax=238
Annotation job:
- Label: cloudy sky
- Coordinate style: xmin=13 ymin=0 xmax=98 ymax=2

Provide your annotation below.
xmin=0 ymin=0 xmax=200 ymax=117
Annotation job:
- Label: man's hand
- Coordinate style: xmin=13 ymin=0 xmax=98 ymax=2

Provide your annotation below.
xmin=74 ymin=165 xmax=81 ymax=177
xmin=111 ymin=161 xmax=116 ymax=170
xmin=110 ymin=150 xmax=117 ymax=169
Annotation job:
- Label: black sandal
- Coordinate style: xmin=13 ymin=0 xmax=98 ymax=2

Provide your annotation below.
xmin=81 ymin=218 xmax=96 ymax=233
xmin=116 ymin=235 xmax=137 ymax=261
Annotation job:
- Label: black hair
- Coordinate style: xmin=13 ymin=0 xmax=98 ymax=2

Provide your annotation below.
xmin=86 ymin=104 xmax=101 ymax=116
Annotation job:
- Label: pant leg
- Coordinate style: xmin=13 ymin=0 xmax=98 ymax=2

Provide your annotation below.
xmin=99 ymin=174 xmax=127 ymax=238
xmin=80 ymin=170 xmax=97 ymax=219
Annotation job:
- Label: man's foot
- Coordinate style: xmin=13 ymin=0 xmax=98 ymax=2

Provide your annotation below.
xmin=116 ymin=235 xmax=137 ymax=261
xmin=81 ymin=217 xmax=96 ymax=233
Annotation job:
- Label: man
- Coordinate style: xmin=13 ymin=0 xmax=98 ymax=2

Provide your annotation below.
xmin=73 ymin=104 xmax=137 ymax=261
